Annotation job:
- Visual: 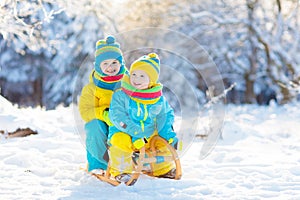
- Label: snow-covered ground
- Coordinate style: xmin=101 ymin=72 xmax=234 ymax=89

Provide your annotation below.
xmin=1 ymin=95 xmax=300 ymax=200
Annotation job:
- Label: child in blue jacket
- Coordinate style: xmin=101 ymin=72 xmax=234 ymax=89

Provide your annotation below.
xmin=107 ymin=53 xmax=178 ymax=183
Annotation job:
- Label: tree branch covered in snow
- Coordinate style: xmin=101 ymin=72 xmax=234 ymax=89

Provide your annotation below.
xmin=205 ymin=83 xmax=236 ymax=108
xmin=0 ymin=0 xmax=119 ymax=108
xmin=278 ymin=81 xmax=300 ymax=94
xmin=0 ymin=0 xmax=64 ymax=51
xmin=252 ymin=0 xmax=300 ymax=103
xmin=194 ymin=83 xmax=236 ymax=140
xmin=184 ymin=0 xmax=300 ymax=104
xmin=1 ymin=0 xmax=300 ymax=108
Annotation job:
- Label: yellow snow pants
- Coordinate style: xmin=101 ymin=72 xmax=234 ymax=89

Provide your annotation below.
xmin=109 ymin=132 xmax=174 ymax=177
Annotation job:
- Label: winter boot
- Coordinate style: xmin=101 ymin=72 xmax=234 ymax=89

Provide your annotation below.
xmin=157 ymin=168 xmax=176 ymax=179
xmin=115 ymin=173 xmax=132 ymax=183
xmin=90 ymin=169 xmax=106 ymax=176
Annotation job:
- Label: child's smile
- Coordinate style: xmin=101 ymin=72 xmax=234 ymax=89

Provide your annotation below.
xmin=130 ymin=70 xmax=150 ymax=90
xmin=100 ymin=59 xmax=121 ymax=76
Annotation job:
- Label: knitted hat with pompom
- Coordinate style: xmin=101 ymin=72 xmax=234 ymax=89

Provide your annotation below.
xmin=94 ymin=35 xmax=124 ymax=75
xmin=130 ymin=53 xmax=160 ymax=85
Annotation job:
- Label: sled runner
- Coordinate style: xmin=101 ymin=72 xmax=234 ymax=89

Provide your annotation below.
xmin=84 ymin=136 xmax=182 ymax=186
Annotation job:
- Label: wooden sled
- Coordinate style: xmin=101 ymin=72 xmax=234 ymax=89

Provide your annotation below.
xmin=81 ymin=167 xmax=121 ymax=186
xmin=84 ymin=136 xmax=182 ymax=186
xmin=108 ymin=135 xmax=182 ymax=186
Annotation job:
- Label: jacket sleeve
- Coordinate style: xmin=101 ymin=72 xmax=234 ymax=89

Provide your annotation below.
xmin=156 ymin=97 xmax=176 ymax=140
xmin=79 ymin=84 xmax=108 ymax=123
xmin=109 ymin=91 xmax=144 ymax=137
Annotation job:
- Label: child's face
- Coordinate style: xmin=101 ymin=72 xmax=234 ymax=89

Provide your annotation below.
xmin=100 ymin=59 xmax=121 ymax=76
xmin=130 ymin=70 xmax=150 ymax=90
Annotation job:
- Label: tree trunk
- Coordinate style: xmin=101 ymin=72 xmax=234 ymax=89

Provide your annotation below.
xmin=245 ymin=0 xmax=258 ymax=104
xmin=33 ymin=77 xmax=43 ymax=107
xmin=244 ymin=73 xmax=256 ymax=103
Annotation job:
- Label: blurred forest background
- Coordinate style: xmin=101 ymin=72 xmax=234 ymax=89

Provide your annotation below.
xmin=0 ymin=0 xmax=299 ymax=109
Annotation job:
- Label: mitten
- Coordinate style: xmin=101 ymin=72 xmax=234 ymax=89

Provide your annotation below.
xmin=103 ymin=110 xmax=113 ymax=126
xmin=133 ymin=138 xmax=145 ymax=149
xmin=168 ymin=136 xmax=178 ymax=149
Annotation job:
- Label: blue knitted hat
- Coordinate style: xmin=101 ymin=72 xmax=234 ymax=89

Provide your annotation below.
xmin=94 ymin=35 xmax=124 ymax=75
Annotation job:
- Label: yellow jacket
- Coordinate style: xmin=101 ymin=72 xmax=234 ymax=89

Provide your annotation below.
xmin=79 ymin=72 xmax=114 ymax=123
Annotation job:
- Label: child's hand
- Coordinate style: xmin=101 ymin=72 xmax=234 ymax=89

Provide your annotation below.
xmin=103 ymin=110 xmax=113 ymax=126
xmin=168 ymin=136 xmax=178 ymax=149
xmin=133 ymin=138 xmax=145 ymax=149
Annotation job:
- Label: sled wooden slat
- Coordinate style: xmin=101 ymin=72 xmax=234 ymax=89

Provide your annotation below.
xmin=93 ymin=173 xmax=121 ymax=186
xmin=81 ymin=167 xmax=120 ymax=186
xmin=125 ymin=146 xmax=145 ymax=186
xmin=149 ymin=136 xmax=182 ymax=180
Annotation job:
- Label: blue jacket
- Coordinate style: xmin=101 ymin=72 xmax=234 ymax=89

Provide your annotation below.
xmin=108 ymin=90 xmax=176 ymax=143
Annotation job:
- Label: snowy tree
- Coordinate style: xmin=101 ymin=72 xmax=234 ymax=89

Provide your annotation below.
xmin=0 ymin=0 xmax=63 ymax=51
xmin=253 ymin=0 xmax=300 ymax=103
xmin=0 ymin=1 xmax=62 ymax=106
xmin=1 ymin=0 xmax=299 ymax=107
xmin=184 ymin=0 xmax=300 ymax=104
xmin=0 ymin=0 xmax=119 ymax=108
xmin=43 ymin=0 xmax=123 ymax=108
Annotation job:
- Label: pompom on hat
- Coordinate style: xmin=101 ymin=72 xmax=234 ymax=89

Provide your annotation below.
xmin=130 ymin=53 xmax=160 ymax=85
xmin=94 ymin=35 xmax=124 ymax=75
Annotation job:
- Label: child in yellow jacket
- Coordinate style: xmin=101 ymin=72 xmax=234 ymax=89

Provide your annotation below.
xmin=108 ymin=53 xmax=178 ymax=183
xmin=79 ymin=35 xmax=127 ymax=175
